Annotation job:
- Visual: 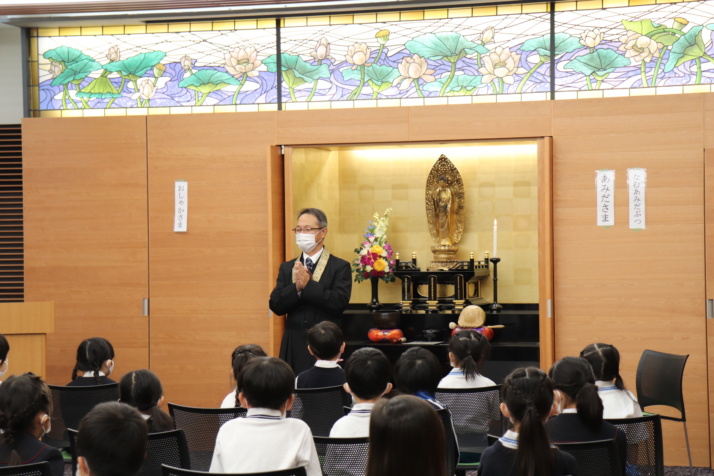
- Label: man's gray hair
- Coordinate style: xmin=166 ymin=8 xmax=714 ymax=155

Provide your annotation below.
xmin=298 ymin=208 xmax=327 ymax=228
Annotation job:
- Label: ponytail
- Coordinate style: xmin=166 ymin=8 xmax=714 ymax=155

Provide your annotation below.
xmin=575 ymin=383 xmax=604 ymax=430
xmin=448 ymin=330 xmax=490 ymax=382
xmin=518 ymin=404 xmax=553 ymax=476
xmin=119 ymin=370 xmax=174 ymax=432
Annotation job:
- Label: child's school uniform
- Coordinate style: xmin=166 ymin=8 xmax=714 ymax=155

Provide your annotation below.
xmin=66 ymin=371 xmax=115 ymax=386
xmin=595 ymin=380 xmax=643 ymax=419
xmin=438 ymin=368 xmax=496 ymax=389
xmin=478 ymin=430 xmax=577 ymax=476
xmin=220 ymin=389 xmax=237 ymax=408
xmin=0 ymin=433 xmax=65 ymax=476
xmin=329 ymin=402 xmax=374 ymax=437
xmin=209 ymin=407 xmax=321 ymax=476
xmin=295 ymin=360 xmax=345 ymax=389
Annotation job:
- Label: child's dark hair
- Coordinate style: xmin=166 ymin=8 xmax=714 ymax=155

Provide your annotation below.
xmin=76 ymin=401 xmax=148 ymax=476
xmin=72 ymin=337 xmax=115 ymax=384
xmin=345 ymin=347 xmax=392 ymax=400
xmin=307 ymin=321 xmax=344 ymax=361
xmin=119 ymin=370 xmax=174 ymax=432
xmin=580 ymin=343 xmax=625 ymax=390
xmin=0 ymin=373 xmax=52 ymax=466
xmin=394 ymin=347 xmax=443 ymax=395
xmin=448 ymin=330 xmax=490 ymax=381
xmin=549 ymin=356 xmax=603 ymax=431
xmin=231 ymin=344 xmax=267 ymax=406
xmin=238 ymin=357 xmax=294 ymax=410
xmin=0 ymin=333 xmax=8 ymax=362
xmin=501 ymin=367 xmax=555 ymax=476
xmin=367 ymin=395 xmax=446 ymax=476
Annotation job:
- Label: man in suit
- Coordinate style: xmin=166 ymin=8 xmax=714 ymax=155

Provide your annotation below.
xmin=269 ymin=208 xmax=352 ymax=374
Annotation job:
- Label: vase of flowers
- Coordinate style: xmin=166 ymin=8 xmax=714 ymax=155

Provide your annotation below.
xmin=353 ymin=208 xmax=396 ymax=311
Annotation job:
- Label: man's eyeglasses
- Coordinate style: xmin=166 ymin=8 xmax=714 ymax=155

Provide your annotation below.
xmin=292 ymin=227 xmax=324 ymax=234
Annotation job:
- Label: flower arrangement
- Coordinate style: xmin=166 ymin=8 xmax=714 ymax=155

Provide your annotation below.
xmin=353 ymin=208 xmax=396 ymax=283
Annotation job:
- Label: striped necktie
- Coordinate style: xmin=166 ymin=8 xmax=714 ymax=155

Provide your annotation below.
xmin=305 ymin=257 xmax=315 ymax=273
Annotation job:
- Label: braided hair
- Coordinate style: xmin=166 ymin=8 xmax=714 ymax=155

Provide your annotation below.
xmin=501 ymin=367 xmax=555 ymax=476
xmin=549 ymin=356 xmax=603 ymax=431
xmin=448 ymin=330 xmax=490 ymax=381
xmin=119 ymin=370 xmax=174 ymax=433
xmin=0 ymin=373 xmax=52 ymax=466
xmin=580 ymin=343 xmax=626 ymax=390
xmin=72 ymin=337 xmax=115 ymax=384
xmin=230 ymin=344 xmax=266 ymax=407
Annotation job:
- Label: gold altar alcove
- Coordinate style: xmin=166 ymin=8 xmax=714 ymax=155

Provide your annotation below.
xmin=285 ymin=140 xmax=540 ymax=307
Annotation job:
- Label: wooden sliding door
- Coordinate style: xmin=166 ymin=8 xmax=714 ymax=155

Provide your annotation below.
xmin=23 ymin=116 xmax=150 ymax=383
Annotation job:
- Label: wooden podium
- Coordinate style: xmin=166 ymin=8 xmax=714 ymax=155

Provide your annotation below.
xmin=0 ymin=302 xmax=54 ymax=379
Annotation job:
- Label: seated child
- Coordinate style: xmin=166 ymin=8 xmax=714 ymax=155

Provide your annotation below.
xmin=580 ymin=343 xmax=643 ymax=419
xmin=0 ymin=333 xmax=8 ymax=382
xmin=220 ymin=344 xmax=266 ymax=408
xmin=119 ymin=369 xmax=174 ymax=432
xmin=68 ymin=337 xmax=116 ymax=386
xmin=394 ymin=347 xmax=445 ymax=409
xmin=296 ymin=321 xmax=346 ymax=389
xmin=209 ymin=357 xmax=321 ymax=476
xmin=75 ymin=401 xmax=148 ymax=476
xmin=330 ymin=347 xmax=392 ymax=437
xmin=438 ymin=330 xmax=495 ymax=388
xmin=0 ymin=373 xmax=64 ymax=476
xmin=478 ymin=367 xmax=577 ymax=476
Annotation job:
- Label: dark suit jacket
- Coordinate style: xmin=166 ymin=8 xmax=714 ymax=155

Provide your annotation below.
xmin=269 ymin=251 xmax=351 ymax=373
xmin=0 ymin=433 xmax=64 ymax=476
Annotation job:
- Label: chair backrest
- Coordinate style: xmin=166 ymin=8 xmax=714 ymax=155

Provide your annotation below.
xmin=555 ymin=439 xmax=623 ymax=476
xmin=289 ymin=385 xmax=350 ymax=437
xmin=46 ymin=383 xmax=119 ymax=448
xmin=435 ymin=385 xmax=504 ymax=451
xmin=161 ymin=464 xmax=307 ymax=476
xmin=313 ymin=436 xmax=369 ymax=476
xmin=636 ymin=350 xmax=689 ymax=421
xmin=435 ymin=408 xmax=459 ymax=476
xmin=168 ymin=403 xmax=247 ymax=471
xmin=606 ymin=414 xmax=664 ymax=476
xmin=0 ymin=462 xmax=53 ymax=476
xmin=141 ymin=430 xmax=192 ymax=476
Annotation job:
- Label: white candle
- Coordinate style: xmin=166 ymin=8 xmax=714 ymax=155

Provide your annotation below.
xmin=493 ymin=219 xmax=498 ymax=258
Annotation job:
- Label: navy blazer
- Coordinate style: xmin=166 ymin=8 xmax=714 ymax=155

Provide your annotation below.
xmin=0 ymin=433 xmax=64 ymax=476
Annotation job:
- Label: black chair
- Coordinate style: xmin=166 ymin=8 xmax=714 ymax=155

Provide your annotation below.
xmin=555 ymin=439 xmax=623 ymax=476
xmin=435 ymin=408 xmax=459 ymax=476
xmin=45 ymin=383 xmax=119 ymax=448
xmin=289 ymin=385 xmax=351 ymax=437
xmin=606 ymin=414 xmax=664 ymax=476
xmin=0 ymin=462 xmax=52 ymax=476
xmin=161 ymin=464 xmax=307 ymax=476
xmin=168 ymin=403 xmax=247 ymax=471
xmin=636 ymin=349 xmax=691 ymax=474
xmin=435 ymin=385 xmax=503 ymax=473
xmin=70 ymin=428 xmax=191 ymax=476
xmin=313 ymin=436 xmax=369 ymax=476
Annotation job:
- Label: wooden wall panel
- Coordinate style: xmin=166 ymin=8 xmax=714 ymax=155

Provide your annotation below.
xmin=23 ymin=116 xmax=150 ymax=385
xmin=267 ymin=145 xmax=285 ymax=357
xmin=552 ymin=95 xmax=707 ymax=466
xmin=537 ymin=137 xmax=555 ymax=370
xmin=706 ymin=147 xmax=714 ymax=466
xmin=146 ymin=112 xmax=277 ymax=407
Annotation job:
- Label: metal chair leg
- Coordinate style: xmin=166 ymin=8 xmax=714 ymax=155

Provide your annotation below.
xmin=683 ymin=420 xmax=692 ymax=476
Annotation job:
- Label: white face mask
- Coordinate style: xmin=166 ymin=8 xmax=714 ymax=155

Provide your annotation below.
xmin=106 ymin=360 xmax=115 ymax=376
xmin=41 ymin=413 xmax=51 ymax=437
xmin=296 ymin=232 xmax=323 ymax=253
xmin=0 ymin=359 xmax=7 ymax=378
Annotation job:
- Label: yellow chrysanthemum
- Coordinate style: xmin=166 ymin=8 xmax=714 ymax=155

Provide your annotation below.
xmin=373 ymin=258 xmax=387 ymax=272
xmin=370 ymin=244 xmax=384 ymax=255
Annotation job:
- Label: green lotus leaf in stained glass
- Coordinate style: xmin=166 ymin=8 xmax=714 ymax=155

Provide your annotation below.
xmin=521 ymin=33 xmax=582 ymax=57
xmin=43 ymin=46 xmax=94 ymax=65
xmin=665 ymin=26 xmax=706 ymax=72
xmin=622 ymin=19 xmax=664 ymax=36
xmin=362 ymin=64 xmax=399 ymax=93
xmin=405 ymin=32 xmax=487 ymax=63
xmin=707 ymin=24 xmax=714 ymax=30
xmin=423 ymin=75 xmax=483 ymax=94
xmin=178 ymin=69 xmax=240 ymax=94
xmin=104 ymin=51 xmax=167 ymax=80
xmin=263 ymin=54 xmax=330 ymax=88
xmin=51 ymin=58 xmax=102 ymax=87
xmin=563 ymin=49 xmax=630 ymax=76
xmin=76 ymin=76 xmax=121 ymax=98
